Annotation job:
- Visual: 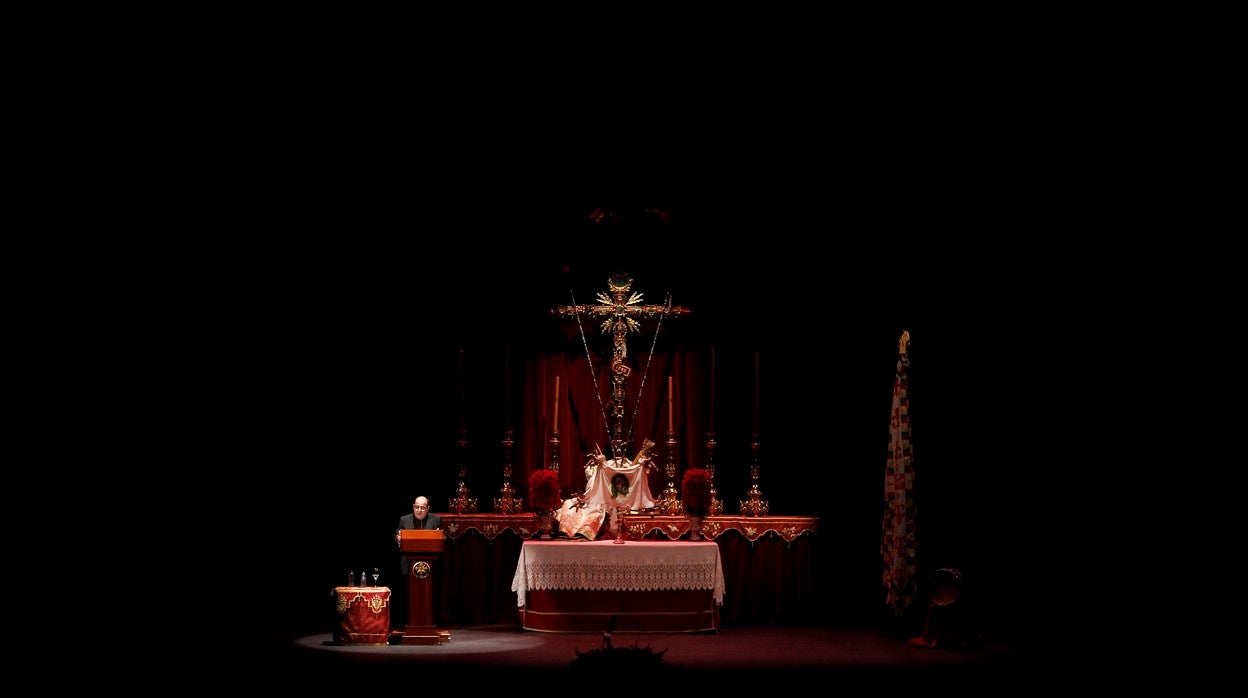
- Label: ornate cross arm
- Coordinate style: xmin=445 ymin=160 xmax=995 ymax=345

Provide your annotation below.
xmin=552 ymin=271 xmax=690 ymax=328
xmin=551 ymin=303 xmax=691 ymax=321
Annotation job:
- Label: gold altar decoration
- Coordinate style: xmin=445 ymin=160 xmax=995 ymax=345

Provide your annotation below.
xmin=494 ymin=428 xmax=524 ymax=513
xmin=335 ymin=588 xmax=391 ymax=615
xmin=548 ymin=427 xmax=561 ymax=475
xmin=548 ymin=375 xmax=560 ymax=474
xmin=439 ymin=512 xmax=818 ymax=543
xmin=552 ymin=272 xmax=689 ymax=459
xmin=618 ymin=515 xmax=814 ymax=542
xmin=740 ymin=484 xmax=769 ymax=516
xmin=449 ymin=426 xmax=477 ymax=513
xmin=705 ymin=431 xmax=724 ymax=516
xmin=495 ymin=346 xmax=524 ymax=512
xmin=439 ymin=513 xmax=544 ymax=540
xmin=494 ymin=482 xmax=522 ymax=513
xmin=739 ymin=434 xmax=769 ymax=516
xmin=656 ymin=429 xmax=682 ymax=515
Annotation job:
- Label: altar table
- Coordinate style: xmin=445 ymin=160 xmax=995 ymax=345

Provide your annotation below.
xmin=511 ymin=540 xmax=723 ymax=633
xmin=434 ymin=514 xmax=818 ymax=627
xmin=333 ymin=586 xmax=391 ymax=645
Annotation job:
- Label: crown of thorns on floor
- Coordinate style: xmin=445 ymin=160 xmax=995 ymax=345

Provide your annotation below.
xmin=570 ymin=641 xmax=673 ymax=672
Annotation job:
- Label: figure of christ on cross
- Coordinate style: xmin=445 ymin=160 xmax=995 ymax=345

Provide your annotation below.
xmin=551 ymin=271 xmax=690 ymax=459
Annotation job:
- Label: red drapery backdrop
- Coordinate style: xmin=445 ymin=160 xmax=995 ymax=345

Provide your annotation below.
xmin=516 ymin=345 xmax=711 ymax=503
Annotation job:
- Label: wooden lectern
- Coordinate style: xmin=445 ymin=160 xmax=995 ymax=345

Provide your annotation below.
xmin=399 ymin=529 xmax=450 ymax=645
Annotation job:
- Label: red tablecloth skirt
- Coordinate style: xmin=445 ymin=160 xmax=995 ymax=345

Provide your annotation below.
xmin=333 ymin=586 xmax=391 ymax=645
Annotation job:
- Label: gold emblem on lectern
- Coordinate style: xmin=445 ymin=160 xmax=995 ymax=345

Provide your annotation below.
xmin=412 ymin=561 xmax=431 ymax=579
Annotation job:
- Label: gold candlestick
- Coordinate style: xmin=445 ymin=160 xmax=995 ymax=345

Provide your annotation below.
xmin=739 ymin=433 xmax=769 ymax=516
xmin=550 ymin=376 xmax=561 ymax=474
xmin=494 ymin=428 xmax=523 ymax=512
xmin=548 ymin=428 xmax=561 ymax=475
xmin=449 ymin=426 xmax=478 ymax=513
xmin=656 ymin=430 xmax=681 ymax=515
xmin=705 ymin=431 xmax=723 ymax=516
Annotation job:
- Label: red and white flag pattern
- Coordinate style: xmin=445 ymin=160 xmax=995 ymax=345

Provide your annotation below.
xmin=881 ymin=331 xmax=917 ymax=617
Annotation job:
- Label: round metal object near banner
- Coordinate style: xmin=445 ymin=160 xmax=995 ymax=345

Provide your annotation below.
xmin=928 ymin=568 xmax=962 ymax=606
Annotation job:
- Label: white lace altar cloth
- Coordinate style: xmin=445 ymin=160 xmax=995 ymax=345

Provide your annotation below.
xmin=511 ymin=540 xmax=725 ymax=607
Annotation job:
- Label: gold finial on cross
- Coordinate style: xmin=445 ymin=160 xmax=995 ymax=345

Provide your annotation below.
xmin=552 ymin=272 xmax=690 ymax=457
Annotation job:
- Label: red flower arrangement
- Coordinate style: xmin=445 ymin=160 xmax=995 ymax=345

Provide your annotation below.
xmin=528 ymin=468 xmax=563 ymax=512
xmin=681 ymin=468 xmax=711 ymax=516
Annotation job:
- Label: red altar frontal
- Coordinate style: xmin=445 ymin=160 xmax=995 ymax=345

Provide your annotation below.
xmin=511 ymin=540 xmax=724 ymax=633
xmin=333 ymin=586 xmax=391 ymax=645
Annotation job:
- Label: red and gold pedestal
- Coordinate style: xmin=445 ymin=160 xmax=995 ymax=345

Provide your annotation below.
xmin=333 ymin=586 xmax=391 ymax=645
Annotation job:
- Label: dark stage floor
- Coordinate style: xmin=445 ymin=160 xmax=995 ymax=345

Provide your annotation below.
xmin=187 ymin=621 xmax=1161 ymax=691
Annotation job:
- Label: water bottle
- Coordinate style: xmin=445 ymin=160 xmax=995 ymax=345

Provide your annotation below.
xmin=361 ymin=570 xmax=368 ymax=587
xmin=348 ymin=570 xmax=355 ymax=587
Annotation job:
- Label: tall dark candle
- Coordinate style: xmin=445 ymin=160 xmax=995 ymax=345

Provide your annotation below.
xmin=753 ymin=352 xmax=760 ymax=433
xmin=709 ymin=346 xmax=716 ymax=432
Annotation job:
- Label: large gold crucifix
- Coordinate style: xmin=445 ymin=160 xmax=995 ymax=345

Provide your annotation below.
xmin=552 ymin=271 xmax=690 ymax=457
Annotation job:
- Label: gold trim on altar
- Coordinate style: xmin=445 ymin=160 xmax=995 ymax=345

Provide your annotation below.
xmin=440 ymin=513 xmax=816 ymax=543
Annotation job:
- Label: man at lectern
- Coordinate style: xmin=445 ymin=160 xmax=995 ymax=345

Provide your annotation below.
xmin=396 ymin=496 xmax=443 ymax=574
xmin=395 ymin=495 xmax=443 ymax=622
